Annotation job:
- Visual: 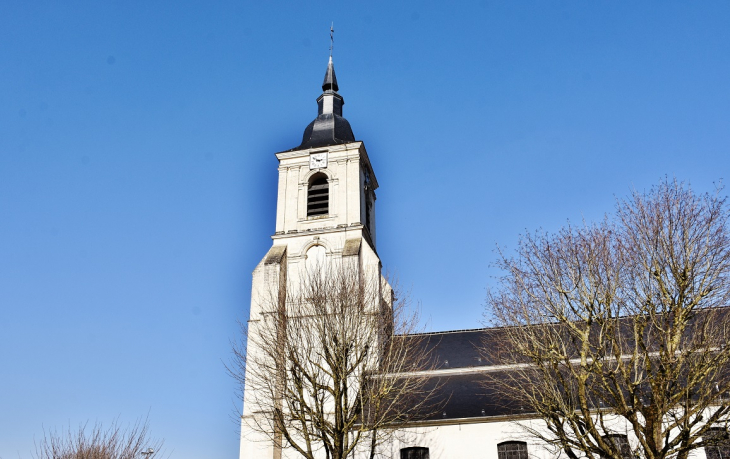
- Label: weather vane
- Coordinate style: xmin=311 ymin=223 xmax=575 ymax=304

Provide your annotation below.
xmin=329 ymin=22 xmax=334 ymax=58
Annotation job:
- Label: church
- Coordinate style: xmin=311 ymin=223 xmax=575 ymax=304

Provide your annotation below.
xmin=236 ymin=53 xmax=552 ymax=459
xmin=238 ymin=56 xmax=725 ymax=459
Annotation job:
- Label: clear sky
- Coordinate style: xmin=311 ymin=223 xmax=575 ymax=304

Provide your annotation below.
xmin=2 ymin=1 xmax=729 ymax=458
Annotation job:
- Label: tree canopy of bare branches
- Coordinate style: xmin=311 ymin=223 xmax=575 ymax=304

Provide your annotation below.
xmin=34 ymin=419 xmax=162 ymax=459
xmin=230 ymin=262 xmax=436 ymax=459
xmin=485 ymin=179 xmax=730 ymax=459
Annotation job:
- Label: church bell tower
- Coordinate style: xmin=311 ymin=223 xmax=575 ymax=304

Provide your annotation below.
xmin=270 ymin=56 xmax=380 ymax=265
xmin=239 ymin=56 xmax=390 ymax=459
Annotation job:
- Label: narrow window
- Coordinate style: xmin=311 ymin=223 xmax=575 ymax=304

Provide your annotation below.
xmin=400 ymin=447 xmax=429 ymax=459
xmin=705 ymin=427 xmax=730 ymax=459
xmin=498 ymin=441 xmax=528 ymax=459
xmin=601 ymin=434 xmax=632 ymax=459
xmin=307 ymin=174 xmax=329 ymax=217
xmin=365 ymin=195 xmax=372 ymax=233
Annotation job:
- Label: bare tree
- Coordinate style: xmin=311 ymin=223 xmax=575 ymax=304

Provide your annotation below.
xmin=34 ymin=418 xmax=163 ymax=459
xmin=484 ymin=179 xmax=730 ymax=459
xmin=230 ymin=262 xmax=437 ymax=459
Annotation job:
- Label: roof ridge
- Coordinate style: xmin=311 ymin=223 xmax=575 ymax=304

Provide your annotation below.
xmin=397 ymin=327 xmax=490 ymax=337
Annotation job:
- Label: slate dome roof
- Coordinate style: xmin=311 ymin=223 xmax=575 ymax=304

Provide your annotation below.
xmin=296 ymin=57 xmax=356 ymax=150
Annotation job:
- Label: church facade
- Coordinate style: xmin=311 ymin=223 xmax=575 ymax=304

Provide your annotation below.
xmin=238 ymin=55 xmax=552 ymax=459
xmin=239 ymin=58 xmax=720 ymax=459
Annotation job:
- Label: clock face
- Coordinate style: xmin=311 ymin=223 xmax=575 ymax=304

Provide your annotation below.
xmin=309 ymin=152 xmax=328 ymax=169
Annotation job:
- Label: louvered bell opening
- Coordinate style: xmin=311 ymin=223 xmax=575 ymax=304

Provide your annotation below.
xmin=307 ymin=177 xmax=329 ymax=217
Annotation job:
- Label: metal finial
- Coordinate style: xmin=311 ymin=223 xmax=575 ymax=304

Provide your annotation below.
xmin=329 ymin=22 xmax=334 ymax=58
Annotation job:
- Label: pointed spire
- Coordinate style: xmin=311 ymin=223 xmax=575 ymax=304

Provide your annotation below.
xmin=294 ymin=56 xmax=355 ymax=150
xmin=322 ymin=56 xmax=339 ymax=92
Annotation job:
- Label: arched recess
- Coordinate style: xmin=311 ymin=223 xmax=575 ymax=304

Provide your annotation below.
xmin=299 ymin=238 xmax=333 ymax=259
xmin=304 ymin=244 xmax=327 ymax=273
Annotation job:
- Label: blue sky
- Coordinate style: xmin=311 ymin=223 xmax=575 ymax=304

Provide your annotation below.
xmin=2 ymin=1 xmax=729 ymax=458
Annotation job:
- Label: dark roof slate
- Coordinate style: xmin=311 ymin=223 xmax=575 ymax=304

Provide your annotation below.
xmin=401 ymin=372 xmax=532 ymax=422
xmin=291 ymin=58 xmax=356 ymax=151
xmin=400 ymin=328 xmax=510 ymax=370
xmin=322 ymin=57 xmax=338 ymax=92
xmin=299 ymin=112 xmax=355 ymax=150
xmin=394 ymin=308 xmax=730 ymax=422
xmin=424 ymin=373 xmax=527 ymax=420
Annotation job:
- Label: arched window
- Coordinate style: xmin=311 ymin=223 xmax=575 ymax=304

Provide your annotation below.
xmin=705 ymin=428 xmax=730 ymax=459
xmin=307 ymin=173 xmax=329 ymax=217
xmin=601 ymin=434 xmax=632 ymax=459
xmin=498 ymin=441 xmax=528 ymax=459
xmin=400 ymin=447 xmax=429 ymax=459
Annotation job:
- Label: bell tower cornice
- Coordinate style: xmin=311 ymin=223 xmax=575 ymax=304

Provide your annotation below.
xmin=275 ymin=142 xmax=379 ymax=190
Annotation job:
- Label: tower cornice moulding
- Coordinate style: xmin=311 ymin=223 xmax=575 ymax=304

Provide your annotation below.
xmin=275 ymin=141 xmax=363 ymax=160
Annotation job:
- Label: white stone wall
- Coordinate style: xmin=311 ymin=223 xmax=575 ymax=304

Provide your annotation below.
xmin=251 ymin=413 xmax=715 ymax=459
xmin=385 ymin=420 xmax=541 ymax=459
xmin=376 ymin=416 xmax=711 ymax=459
